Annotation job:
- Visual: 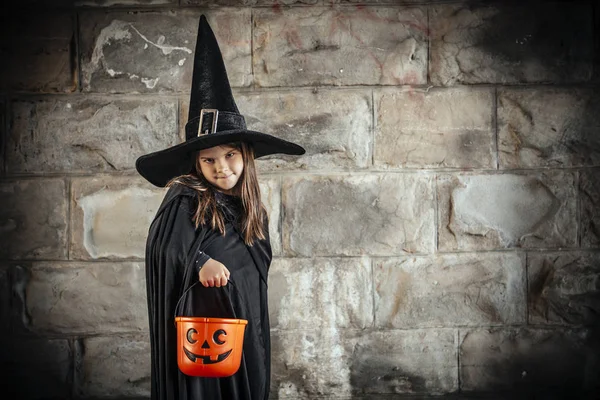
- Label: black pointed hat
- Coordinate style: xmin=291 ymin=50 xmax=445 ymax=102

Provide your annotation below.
xmin=136 ymin=15 xmax=305 ymax=187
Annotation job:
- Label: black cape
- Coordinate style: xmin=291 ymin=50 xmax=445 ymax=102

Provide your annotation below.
xmin=145 ymin=184 xmax=272 ymax=400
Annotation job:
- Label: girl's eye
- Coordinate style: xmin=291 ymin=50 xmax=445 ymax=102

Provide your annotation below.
xmin=203 ymin=159 xmax=213 ymax=164
xmin=226 ymin=152 xmax=235 ymax=158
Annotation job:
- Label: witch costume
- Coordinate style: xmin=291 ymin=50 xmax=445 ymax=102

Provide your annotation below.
xmin=136 ymin=15 xmax=305 ymax=400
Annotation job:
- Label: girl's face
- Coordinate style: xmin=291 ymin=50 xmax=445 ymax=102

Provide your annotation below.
xmin=197 ymin=145 xmax=244 ymax=195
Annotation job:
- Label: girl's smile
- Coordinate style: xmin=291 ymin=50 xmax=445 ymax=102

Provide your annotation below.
xmin=198 ymin=145 xmax=244 ymax=195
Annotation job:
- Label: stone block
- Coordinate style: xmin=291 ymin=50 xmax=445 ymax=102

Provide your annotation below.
xmin=254 ymin=6 xmax=427 ymax=87
xmin=498 ymin=88 xmax=600 ymax=168
xmin=259 ymin=178 xmax=281 ymax=256
xmin=8 ymin=97 xmax=178 ymax=174
xmin=437 ymin=172 xmax=577 ymax=251
xmin=460 ymin=328 xmax=600 ymax=394
xmin=349 ymin=329 xmax=458 ymax=395
xmin=374 ymin=253 xmax=526 ymax=328
xmin=268 ymin=257 xmax=372 ymax=330
xmin=430 ymin=4 xmax=593 ymax=85
xmin=71 ymin=176 xmax=166 ymax=260
xmin=76 ymin=335 xmax=150 ymax=398
xmin=580 ymin=170 xmax=600 ymax=247
xmin=240 ymin=89 xmax=372 ymax=172
xmin=0 ymin=13 xmax=76 ymax=92
xmin=181 ymin=88 xmax=372 ymax=172
xmin=0 ymin=336 xmax=72 ymax=399
xmin=375 ymin=87 xmax=495 ymax=169
xmin=529 ymin=252 xmax=600 ymax=326
xmin=283 ymin=174 xmax=435 ymax=256
xmin=272 ymin=329 xmax=457 ymax=397
xmin=271 ymin=329 xmax=353 ymax=398
xmin=23 ymin=262 xmax=147 ymax=334
xmin=0 ymin=179 xmax=68 ymax=260
xmin=80 ymin=9 xmax=251 ymax=92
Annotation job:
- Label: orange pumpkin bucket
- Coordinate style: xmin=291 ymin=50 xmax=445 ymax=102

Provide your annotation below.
xmin=174 ymin=281 xmax=247 ymax=377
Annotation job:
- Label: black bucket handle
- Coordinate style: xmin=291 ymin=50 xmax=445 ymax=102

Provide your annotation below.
xmin=174 ymin=279 xmax=240 ymax=324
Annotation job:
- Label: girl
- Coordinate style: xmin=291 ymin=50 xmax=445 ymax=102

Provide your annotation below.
xmin=136 ymin=15 xmax=305 ymax=400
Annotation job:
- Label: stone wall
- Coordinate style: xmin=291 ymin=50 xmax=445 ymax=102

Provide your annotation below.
xmin=1 ymin=1 xmax=599 ymax=399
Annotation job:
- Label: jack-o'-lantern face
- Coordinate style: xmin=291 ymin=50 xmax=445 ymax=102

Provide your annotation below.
xmin=183 ymin=327 xmax=232 ymax=364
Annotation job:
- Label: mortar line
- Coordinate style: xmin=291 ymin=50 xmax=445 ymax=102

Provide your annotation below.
xmin=371 ymin=256 xmax=376 ymax=329
xmin=426 ymin=4 xmax=431 ymax=85
xmin=66 ymin=177 xmax=72 ymax=261
xmin=433 ymin=174 xmax=439 ymax=253
xmin=370 ymin=88 xmax=375 ymax=168
xmin=493 ymin=86 xmax=499 ymax=170
xmin=456 ymin=328 xmax=461 ymax=393
xmin=278 ymin=175 xmax=284 ymax=257
xmin=250 ymin=8 xmax=255 ymax=91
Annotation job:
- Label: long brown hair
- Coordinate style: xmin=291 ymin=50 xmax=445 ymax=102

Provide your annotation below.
xmin=167 ymin=142 xmax=266 ymax=245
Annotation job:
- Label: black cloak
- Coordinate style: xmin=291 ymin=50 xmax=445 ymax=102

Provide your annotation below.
xmin=145 ymin=183 xmax=272 ymax=400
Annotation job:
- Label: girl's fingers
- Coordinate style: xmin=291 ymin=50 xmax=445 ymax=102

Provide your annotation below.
xmin=220 ymin=275 xmax=228 ymax=286
xmin=207 ymin=278 xmax=215 ymax=287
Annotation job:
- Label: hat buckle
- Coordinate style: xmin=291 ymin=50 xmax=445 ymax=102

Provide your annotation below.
xmin=198 ymin=109 xmax=219 ymax=136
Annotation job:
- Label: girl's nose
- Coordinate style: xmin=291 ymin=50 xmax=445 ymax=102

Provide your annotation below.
xmin=215 ymin=159 xmax=229 ymax=172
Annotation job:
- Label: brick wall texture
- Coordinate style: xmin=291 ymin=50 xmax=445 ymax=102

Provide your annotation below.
xmin=1 ymin=1 xmax=599 ymax=399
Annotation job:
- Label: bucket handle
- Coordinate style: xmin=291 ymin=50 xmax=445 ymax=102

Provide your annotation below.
xmin=173 ymin=279 xmax=239 ymax=323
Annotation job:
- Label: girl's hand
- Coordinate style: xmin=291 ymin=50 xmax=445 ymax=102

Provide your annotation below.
xmin=199 ymin=258 xmax=230 ymax=287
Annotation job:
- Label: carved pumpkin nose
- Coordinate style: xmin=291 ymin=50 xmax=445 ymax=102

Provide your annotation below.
xmin=202 ymin=340 xmax=210 ymax=349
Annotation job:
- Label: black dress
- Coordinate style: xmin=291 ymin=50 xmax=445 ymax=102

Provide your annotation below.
xmin=145 ymin=184 xmax=272 ymax=400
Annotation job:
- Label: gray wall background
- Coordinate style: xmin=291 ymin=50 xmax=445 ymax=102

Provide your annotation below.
xmin=1 ymin=0 xmax=599 ymax=399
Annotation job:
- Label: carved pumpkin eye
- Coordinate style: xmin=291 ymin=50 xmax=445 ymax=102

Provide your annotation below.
xmin=213 ymin=329 xmax=226 ymax=345
xmin=183 ymin=327 xmax=233 ymax=365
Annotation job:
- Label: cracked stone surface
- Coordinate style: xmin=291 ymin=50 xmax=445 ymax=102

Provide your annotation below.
xmin=283 ymin=174 xmax=435 ymax=256
xmin=271 ymin=329 xmax=353 ymax=398
xmin=70 ymin=176 xmax=167 ymax=260
xmin=268 ymin=257 xmax=372 ymax=330
xmin=272 ymin=329 xmax=457 ymax=397
xmin=460 ymin=328 xmax=600 ymax=393
xmin=80 ymin=9 xmax=251 ymax=92
xmin=528 ymin=252 xmax=600 ymax=326
xmin=180 ymin=88 xmax=372 ymax=171
xmin=498 ymin=88 xmax=600 ymax=168
xmin=437 ymin=172 xmax=577 ymax=250
xmin=374 ymin=253 xmax=526 ymax=328
xmin=0 ymin=179 xmax=68 ymax=259
xmin=254 ymin=6 xmax=427 ymax=87
xmin=580 ymin=170 xmax=600 ymax=247
xmin=1 ymin=336 xmax=71 ymax=399
xmin=8 ymin=98 xmax=178 ymax=174
xmin=77 ymin=335 xmax=150 ymax=398
xmin=430 ymin=4 xmax=593 ymax=85
xmin=0 ymin=13 xmax=75 ymax=92
xmin=23 ymin=262 xmax=147 ymax=334
xmin=375 ymin=87 xmax=495 ymax=169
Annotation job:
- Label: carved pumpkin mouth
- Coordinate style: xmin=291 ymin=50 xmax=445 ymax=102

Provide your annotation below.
xmin=183 ymin=347 xmax=233 ymax=364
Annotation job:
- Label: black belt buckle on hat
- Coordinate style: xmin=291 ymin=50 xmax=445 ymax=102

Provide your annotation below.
xmin=198 ymin=109 xmax=219 ymax=136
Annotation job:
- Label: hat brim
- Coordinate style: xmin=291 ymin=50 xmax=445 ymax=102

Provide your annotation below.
xmin=135 ymin=129 xmax=305 ymax=187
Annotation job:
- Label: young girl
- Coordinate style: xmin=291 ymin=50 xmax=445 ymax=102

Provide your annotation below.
xmin=136 ymin=15 xmax=304 ymax=400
